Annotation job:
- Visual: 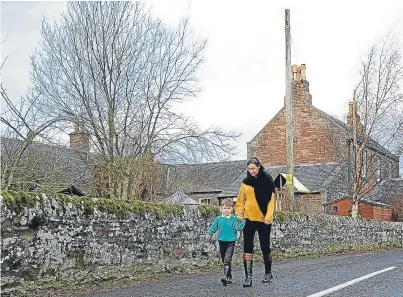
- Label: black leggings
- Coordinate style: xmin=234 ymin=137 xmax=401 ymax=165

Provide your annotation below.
xmin=243 ymin=219 xmax=272 ymax=255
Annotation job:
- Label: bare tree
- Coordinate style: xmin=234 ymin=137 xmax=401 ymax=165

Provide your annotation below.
xmin=1 ymin=85 xmax=66 ymax=189
xmin=339 ymin=34 xmax=403 ymax=217
xmin=29 ymin=2 xmax=238 ymax=198
xmin=1 ymin=36 xmax=65 ymax=189
xmin=391 ymin=195 xmax=403 ymax=221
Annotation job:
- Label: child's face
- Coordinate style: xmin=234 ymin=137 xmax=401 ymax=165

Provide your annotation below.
xmin=221 ymin=204 xmax=233 ymax=216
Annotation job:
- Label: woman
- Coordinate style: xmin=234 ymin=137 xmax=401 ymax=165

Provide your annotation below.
xmin=235 ymin=157 xmax=276 ymax=287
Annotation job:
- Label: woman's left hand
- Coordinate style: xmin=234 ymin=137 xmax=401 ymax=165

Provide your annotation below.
xmin=264 ymin=220 xmax=270 ymax=225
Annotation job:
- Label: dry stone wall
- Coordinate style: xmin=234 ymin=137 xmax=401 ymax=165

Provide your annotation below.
xmin=1 ymin=191 xmax=402 ymax=294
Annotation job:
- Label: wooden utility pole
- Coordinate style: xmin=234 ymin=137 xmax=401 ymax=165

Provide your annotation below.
xmin=285 ymin=9 xmax=294 ymax=209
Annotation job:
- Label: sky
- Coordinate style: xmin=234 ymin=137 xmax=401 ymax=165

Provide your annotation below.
xmin=1 ymin=0 xmax=403 ymax=162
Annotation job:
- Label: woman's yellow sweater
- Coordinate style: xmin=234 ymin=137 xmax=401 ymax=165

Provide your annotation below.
xmin=235 ymin=183 xmax=275 ymax=223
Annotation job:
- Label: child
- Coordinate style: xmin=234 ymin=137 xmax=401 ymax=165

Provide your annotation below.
xmin=206 ymin=198 xmax=245 ymax=286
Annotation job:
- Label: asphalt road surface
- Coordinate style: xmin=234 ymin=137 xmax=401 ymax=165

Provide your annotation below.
xmin=80 ymin=249 xmax=403 ymax=297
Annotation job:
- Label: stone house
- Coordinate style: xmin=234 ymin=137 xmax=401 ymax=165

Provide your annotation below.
xmin=161 ymin=160 xmax=348 ymax=213
xmin=159 ymin=160 xmax=246 ymax=205
xmin=162 ymin=65 xmax=400 ymax=218
xmin=244 ymin=64 xmax=400 ymax=214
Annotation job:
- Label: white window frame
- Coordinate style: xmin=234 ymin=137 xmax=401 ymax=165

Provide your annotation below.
xmin=199 ymin=198 xmax=211 ymax=205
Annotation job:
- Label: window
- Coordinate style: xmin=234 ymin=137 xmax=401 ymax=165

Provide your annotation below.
xmin=199 ymin=198 xmax=211 ymax=205
xmin=325 ymin=206 xmax=338 ymax=215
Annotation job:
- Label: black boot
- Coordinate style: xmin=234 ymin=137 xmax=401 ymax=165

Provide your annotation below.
xmin=262 ymin=253 xmax=273 ymax=283
xmin=262 ymin=272 xmax=273 ymax=283
xmin=226 ymin=263 xmax=232 ymax=284
xmin=221 ymin=265 xmax=229 ymax=286
xmin=243 ymin=253 xmax=253 ymax=287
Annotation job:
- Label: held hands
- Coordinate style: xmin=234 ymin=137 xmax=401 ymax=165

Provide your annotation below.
xmin=237 ymin=214 xmax=245 ymax=221
xmin=264 ymin=216 xmax=273 ymax=224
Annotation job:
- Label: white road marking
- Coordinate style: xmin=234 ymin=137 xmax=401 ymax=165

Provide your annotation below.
xmin=306 ymin=266 xmax=396 ymax=297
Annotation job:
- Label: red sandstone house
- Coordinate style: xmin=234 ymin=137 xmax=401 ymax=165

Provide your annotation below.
xmin=163 ymin=64 xmax=401 ymax=221
xmin=242 ymin=64 xmax=400 ymax=220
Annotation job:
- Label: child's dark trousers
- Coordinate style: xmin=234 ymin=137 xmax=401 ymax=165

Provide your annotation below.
xmin=219 ymin=240 xmax=235 ymax=266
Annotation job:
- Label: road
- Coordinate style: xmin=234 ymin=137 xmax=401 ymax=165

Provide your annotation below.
xmin=79 ymin=249 xmax=403 ymax=297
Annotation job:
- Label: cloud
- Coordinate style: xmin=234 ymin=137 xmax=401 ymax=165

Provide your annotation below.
xmin=1 ymin=1 xmax=402 ymax=159
xmin=1 ymin=1 xmax=66 ymax=103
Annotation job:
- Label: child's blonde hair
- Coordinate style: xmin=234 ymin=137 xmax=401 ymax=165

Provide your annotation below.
xmin=221 ymin=198 xmax=234 ymax=207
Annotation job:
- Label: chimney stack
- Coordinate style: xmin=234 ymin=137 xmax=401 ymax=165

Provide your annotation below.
xmin=69 ymin=122 xmax=90 ymax=153
xmin=287 ymin=64 xmax=311 ymax=106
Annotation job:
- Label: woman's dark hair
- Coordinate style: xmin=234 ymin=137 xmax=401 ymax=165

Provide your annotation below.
xmin=247 ymin=157 xmax=262 ymax=167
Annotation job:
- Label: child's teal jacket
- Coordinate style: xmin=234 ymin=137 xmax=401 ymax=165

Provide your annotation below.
xmin=206 ymin=215 xmax=245 ymax=241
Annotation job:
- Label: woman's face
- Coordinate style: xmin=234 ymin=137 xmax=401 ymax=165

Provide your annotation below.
xmin=247 ymin=163 xmax=260 ymax=177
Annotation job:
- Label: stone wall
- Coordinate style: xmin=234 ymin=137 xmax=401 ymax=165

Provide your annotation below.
xmin=1 ymin=191 xmax=403 ymax=294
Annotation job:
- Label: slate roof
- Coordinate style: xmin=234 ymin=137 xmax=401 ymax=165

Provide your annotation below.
xmin=218 ymin=163 xmax=344 ymax=198
xmin=268 ymin=163 xmax=342 ymax=193
xmin=217 ymin=172 xmax=245 ymax=198
xmin=360 ymin=198 xmax=391 ymax=207
xmin=161 ymin=160 xmax=247 ymax=194
xmin=164 ymin=191 xmax=199 ymax=205
xmin=323 ymin=196 xmax=391 ymax=207
xmin=371 ymin=178 xmax=403 ymax=204
xmin=314 ymin=107 xmax=399 ymax=161
xmin=1 ymin=137 xmax=93 ymax=192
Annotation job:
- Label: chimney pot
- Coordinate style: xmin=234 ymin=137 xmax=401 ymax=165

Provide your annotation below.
xmin=300 ymin=64 xmax=306 ymax=80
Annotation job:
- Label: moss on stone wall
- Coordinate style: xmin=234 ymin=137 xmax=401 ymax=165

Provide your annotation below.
xmin=95 ymin=198 xmax=184 ymax=219
xmin=1 ymin=190 xmax=39 ymax=213
xmin=0 ymin=190 xmax=185 ymax=219
xmin=55 ymin=194 xmax=89 ymax=212
xmin=199 ymin=204 xmax=221 ymax=217
xmin=131 ymin=200 xmax=184 ymax=218
xmin=19 ymin=233 xmax=36 ymax=248
xmin=0 ymin=191 xmax=324 ymax=221
xmin=95 ymin=198 xmax=132 ymax=218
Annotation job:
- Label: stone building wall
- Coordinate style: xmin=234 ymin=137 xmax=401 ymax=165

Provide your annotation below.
xmin=248 ymin=79 xmax=341 ymax=166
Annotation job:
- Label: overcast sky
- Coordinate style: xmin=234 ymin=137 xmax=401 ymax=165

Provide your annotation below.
xmin=1 ymin=1 xmax=403 ymax=161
